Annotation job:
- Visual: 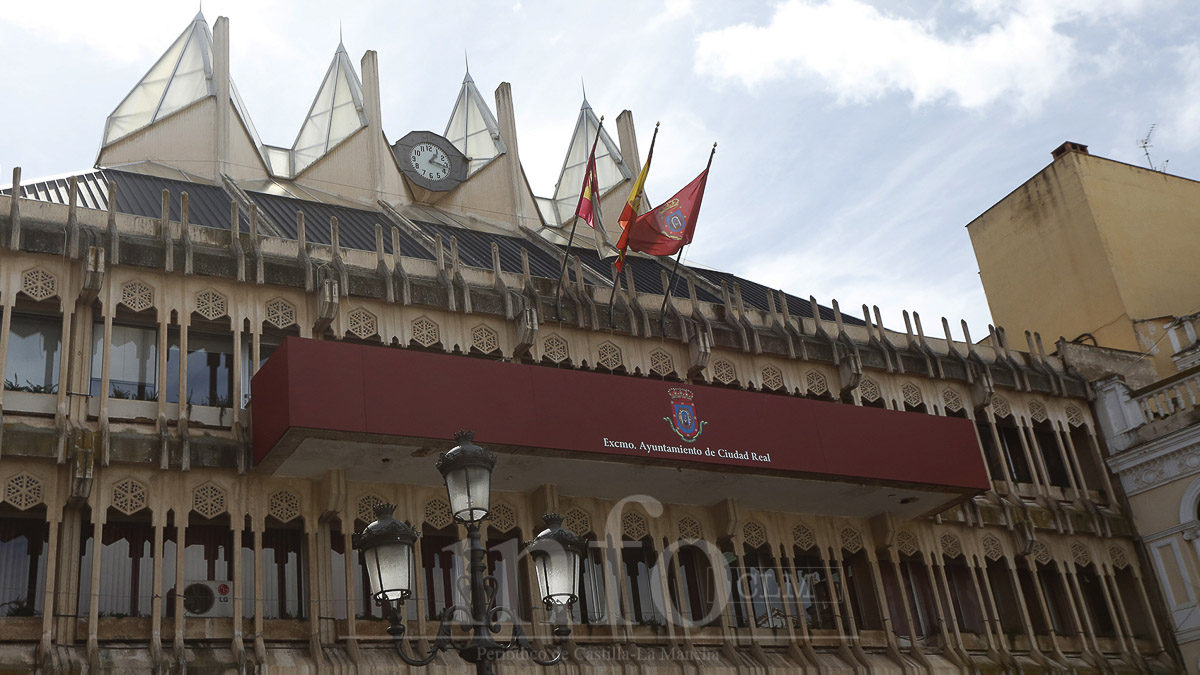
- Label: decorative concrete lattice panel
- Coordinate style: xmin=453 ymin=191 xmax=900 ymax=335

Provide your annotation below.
xmin=1032 ymin=541 xmax=1051 ymax=565
xmin=713 ymin=360 xmax=736 ymax=385
xmin=943 ymin=389 xmax=963 ymax=413
xmin=897 ymin=531 xmax=919 ymax=557
xmin=859 ymin=378 xmax=880 ymax=402
xmin=4 ymin=474 xmax=43 ymax=511
xmin=940 ymin=533 xmax=962 ymax=558
xmin=1071 ymin=542 xmax=1091 ymax=567
xmin=472 ymin=325 xmax=499 ymax=354
xmin=761 ymin=365 xmax=784 ymax=391
xmin=491 ymin=503 xmax=516 ymax=532
xmin=111 ymin=478 xmax=148 ymax=516
xmin=840 ymin=527 xmax=863 ymax=554
xmin=21 ymin=268 xmax=57 ymax=301
xmin=1109 ymin=545 xmax=1128 ymax=570
xmin=347 ymin=308 xmax=378 ymax=340
xmin=743 ymin=521 xmax=767 ymax=549
xmin=425 ymin=499 xmax=452 ymax=529
xmin=650 ymin=349 xmax=673 ymax=377
xmin=195 ymin=289 xmax=228 ymax=321
xmin=357 ymin=494 xmax=385 ymax=525
xmin=268 ymin=490 xmax=301 ymax=523
xmin=1065 ymin=405 xmax=1084 ymax=428
xmin=902 ymin=383 xmax=923 ymax=408
xmin=793 ymin=524 xmax=816 ymax=550
xmin=678 ymin=516 xmax=702 ymax=541
xmin=120 ymin=280 xmax=154 ymax=312
xmin=1029 ymin=401 xmax=1048 ymax=423
xmin=543 ymin=335 xmax=568 ymax=363
xmin=983 ymin=535 xmax=1003 ymax=561
xmin=266 ymin=298 xmax=296 ymax=329
xmin=622 ymin=512 xmax=648 ymax=540
xmin=192 ymin=483 xmax=226 ymax=519
xmin=412 ymin=317 xmax=440 ymax=347
xmin=563 ymin=508 xmax=591 ymax=536
xmin=992 ymin=396 xmax=1011 ymax=418
xmin=805 ymin=371 xmax=828 ymax=397
xmin=598 ymin=342 xmax=623 ymax=371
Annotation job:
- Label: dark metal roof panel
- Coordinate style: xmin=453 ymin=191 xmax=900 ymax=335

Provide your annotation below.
xmin=2 ymin=169 xmax=246 ymax=230
xmin=414 ymin=221 xmax=562 ymax=278
xmin=247 ymin=191 xmax=433 ymax=260
xmin=688 ymin=268 xmax=861 ymax=325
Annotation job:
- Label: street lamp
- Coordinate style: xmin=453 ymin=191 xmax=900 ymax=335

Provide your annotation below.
xmin=354 ymin=430 xmax=585 ymax=674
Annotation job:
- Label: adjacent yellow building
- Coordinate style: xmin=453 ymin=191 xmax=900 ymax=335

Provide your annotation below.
xmin=968 ymin=141 xmax=1200 ymax=379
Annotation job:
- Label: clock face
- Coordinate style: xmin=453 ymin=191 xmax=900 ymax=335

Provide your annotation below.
xmin=409 ymin=142 xmax=451 ymax=182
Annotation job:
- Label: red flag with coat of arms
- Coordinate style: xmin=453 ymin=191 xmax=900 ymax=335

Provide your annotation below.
xmin=619 ymin=166 xmax=710 ymax=258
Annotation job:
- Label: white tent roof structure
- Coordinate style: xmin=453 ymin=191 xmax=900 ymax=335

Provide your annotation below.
xmin=290 ymin=42 xmax=368 ymax=175
xmin=549 ymin=99 xmax=631 ymax=227
xmin=444 ymin=70 xmax=507 ymax=175
xmin=102 ymin=12 xmax=216 ymax=146
xmin=102 ymin=13 xmax=265 ymax=156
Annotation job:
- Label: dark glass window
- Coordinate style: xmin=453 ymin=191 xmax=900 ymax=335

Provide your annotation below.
xmin=996 ymin=420 xmax=1032 ymax=484
xmin=98 ymin=517 xmax=156 ymax=617
xmin=486 ymin=528 xmax=528 ymax=621
xmin=743 ymin=544 xmax=786 ymax=628
xmin=1076 ymin=565 xmax=1115 ymax=637
xmin=945 ymin=559 xmax=985 ymax=634
xmin=422 ymin=529 xmax=465 ymax=621
xmin=840 ymin=550 xmax=881 ymax=630
xmin=167 ymin=332 xmax=234 ymax=407
xmin=1032 ymin=422 xmax=1072 ymax=488
xmin=671 ymin=544 xmax=716 ymax=626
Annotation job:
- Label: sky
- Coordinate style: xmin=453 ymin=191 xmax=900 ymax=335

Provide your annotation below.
xmin=1 ymin=0 xmax=1196 ymax=340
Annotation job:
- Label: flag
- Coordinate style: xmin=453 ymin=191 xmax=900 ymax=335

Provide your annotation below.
xmin=574 ymin=140 xmax=602 ymax=229
xmin=615 ymin=128 xmax=657 ymax=273
xmin=622 ymin=166 xmax=710 ymax=258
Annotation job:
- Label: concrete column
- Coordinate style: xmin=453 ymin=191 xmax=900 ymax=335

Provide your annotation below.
xmin=360 ymin=51 xmax=386 ymax=204
xmin=213 ymin=17 xmax=231 ymax=179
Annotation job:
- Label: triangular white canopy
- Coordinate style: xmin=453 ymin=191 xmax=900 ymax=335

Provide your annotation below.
xmin=102 ymin=13 xmax=265 ymax=155
xmin=550 ymin=99 xmax=631 ymax=227
xmin=102 ymin=12 xmax=215 ymax=146
xmin=444 ymin=70 xmax=507 ymax=175
xmin=291 ymin=43 xmax=368 ymax=175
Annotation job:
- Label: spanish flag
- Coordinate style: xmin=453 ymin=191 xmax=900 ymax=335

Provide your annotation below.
xmin=614 ymin=123 xmax=658 ymax=273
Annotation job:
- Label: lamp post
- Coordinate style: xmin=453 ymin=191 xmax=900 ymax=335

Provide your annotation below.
xmin=354 ymin=430 xmax=585 ymax=674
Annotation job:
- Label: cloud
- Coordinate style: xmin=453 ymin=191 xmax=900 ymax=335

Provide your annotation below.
xmin=694 ymin=0 xmax=1148 ymax=112
xmin=1166 ymin=45 xmax=1200 ymax=150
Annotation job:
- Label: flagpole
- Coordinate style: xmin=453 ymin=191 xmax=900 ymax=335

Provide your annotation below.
xmin=556 ymin=115 xmax=604 ymax=317
xmin=659 ymin=142 xmax=716 ymax=334
xmin=610 ymin=122 xmax=660 ymax=327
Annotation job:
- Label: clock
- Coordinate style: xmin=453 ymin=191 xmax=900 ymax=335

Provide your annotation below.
xmin=392 ymin=131 xmax=468 ymax=194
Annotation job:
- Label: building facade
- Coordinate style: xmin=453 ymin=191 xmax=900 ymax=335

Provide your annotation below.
xmin=969 ymin=142 xmax=1200 ymax=673
xmin=0 ymin=13 xmax=1179 ymax=674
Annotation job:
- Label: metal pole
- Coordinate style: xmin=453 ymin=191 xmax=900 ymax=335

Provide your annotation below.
xmin=467 ymin=523 xmax=495 ymax=674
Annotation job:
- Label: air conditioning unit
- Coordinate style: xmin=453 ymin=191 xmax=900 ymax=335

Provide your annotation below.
xmin=182 ymin=580 xmax=233 ymax=618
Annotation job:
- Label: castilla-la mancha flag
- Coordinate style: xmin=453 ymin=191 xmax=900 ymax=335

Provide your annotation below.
xmin=619 ymin=167 xmax=710 ymax=257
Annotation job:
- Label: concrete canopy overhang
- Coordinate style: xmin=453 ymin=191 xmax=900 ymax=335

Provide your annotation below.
xmin=252 ymin=338 xmax=989 ymax=520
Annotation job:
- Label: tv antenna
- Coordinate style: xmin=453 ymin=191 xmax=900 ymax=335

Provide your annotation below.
xmin=1138 ymin=124 xmax=1169 ymax=172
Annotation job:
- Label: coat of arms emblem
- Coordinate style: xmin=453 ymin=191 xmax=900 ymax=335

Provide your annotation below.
xmin=664 ymin=387 xmax=706 ymax=443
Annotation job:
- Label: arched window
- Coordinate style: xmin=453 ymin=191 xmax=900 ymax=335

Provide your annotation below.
xmin=0 ymin=503 xmax=49 ymax=617
xmin=788 ymin=540 xmax=836 ymax=630
xmin=621 ymin=536 xmax=665 ymax=626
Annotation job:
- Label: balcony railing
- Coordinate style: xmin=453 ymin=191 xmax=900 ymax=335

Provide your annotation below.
xmin=1134 ymin=364 xmax=1200 ymax=423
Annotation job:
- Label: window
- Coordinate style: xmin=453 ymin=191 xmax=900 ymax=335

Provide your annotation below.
xmin=743 ymin=544 xmax=786 ymax=628
xmin=239 ymin=337 xmax=280 ymax=407
xmin=0 ymin=507 xmax=49 ymax=617
xmin=1032 ymin=422 xmax=1072 ymax=488
xmin=944 ymin=558 xmax=985 ymax=634
xmin=671 ymin=544 xmax=717 ymax=626
xmin=572 ymin=540 xmax=607 ymax=625
xmin=995 ymin=419 xmax=1033 ymax=484
xmin=622 ymin=538 xmax=665 ymax=626
xmin=486 ymin=528 xmax=528 ymax=621
xmin=890 ymin=554 xmax=936 ymax=637
xmin=262 ymin=521 xmax=306 ymax=619
xmin=4 ymin=313 xmax=62 ymax=393
xmin=1034 ymin=562 xmax=1075 ymax=635
xmin=167 ymin=332 xmax=234 ymax=407
xmin=1076 ymin=565 xmax=1115 ymax=637
xmin=840 ymin=550 xmax=882 ymax=630
xmin=975 ymin=420 xmax=1007 ymax=482
xmin=789 ymin=546 xmax=836 ymax=630
xmin=91 ymin=322 xmax=159 ymax=401
xmin=422 ymin=528 xmax=465 ymax=621
xmin=986 ymin=558 xmax=1024 ymax=634
xmin=97 ymin=516 xmax=156 ymax=618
